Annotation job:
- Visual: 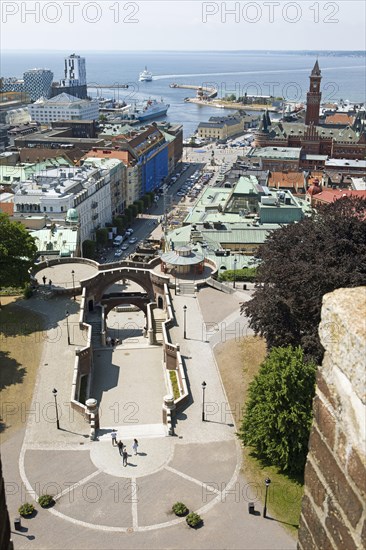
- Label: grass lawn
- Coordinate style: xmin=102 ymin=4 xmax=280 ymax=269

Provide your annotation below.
xmin=0 ymin=296 xmax=45 ymax=442
xmin=214 ymin=335 xmax=303 ymax=537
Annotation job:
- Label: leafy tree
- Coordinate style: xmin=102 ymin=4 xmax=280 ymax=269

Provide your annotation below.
xmin=239 ymin=346 xmax=317 ymax=475
xmin=113 ymin=217 xmax=125 ymax=235
xmin=242 ymin=197 xmax=366 ymax=362
xmin=134 ymin=200 xmax=144 ymax=214
xmin=96 ymin=228 xmax=108 ymax=247
xmin=82 ymin=240 xmax=96 ymax=259
xmin=0 ymin=213 xmax=37 ymax=288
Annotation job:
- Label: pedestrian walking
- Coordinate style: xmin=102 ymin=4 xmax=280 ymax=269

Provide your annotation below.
xmin=117 ymin=440 xmax=124 ymax=456
xmin=42 ymin=275 xmax=46 ymax=285
xmin=132 ymin=438 xmax=138 ymax=455
xmin=111 ymin=429 xmax=117 ymax=446
xmin=48 ymin=279 xmax=52 ymax=287
xmin=122 ymin=449 xmax=128 ymax=467
xmin=110 ymin=338 xmax=115 ymax=347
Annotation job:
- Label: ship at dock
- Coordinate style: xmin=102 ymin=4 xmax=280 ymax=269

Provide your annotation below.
xmin=130 ymin=98 xmax=170 ymax=121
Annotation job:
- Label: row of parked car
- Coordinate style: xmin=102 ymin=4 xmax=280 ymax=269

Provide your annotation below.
xmin=176 ymin=170 xmax=214 ymax=199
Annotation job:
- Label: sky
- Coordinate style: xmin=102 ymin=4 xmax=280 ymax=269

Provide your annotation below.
xmin=0 ymin=0 xmax=365 ymax=51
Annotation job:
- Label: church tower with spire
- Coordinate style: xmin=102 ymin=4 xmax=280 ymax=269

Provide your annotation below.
xmin=305 ymin=60 xmax=322 ymax=126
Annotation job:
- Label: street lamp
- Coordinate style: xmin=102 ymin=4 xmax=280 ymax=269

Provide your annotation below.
xmin=201 ymin=381 xmax=207 ymax=421
xmin=65 ymin=310 xmax=70 ymax=345
xmin=52 ymin=388 xmax=60 ymax=430
xmin=233 ymin=258 xmax=237 ymax=289
xmin=183 ymin=305 xmax=187 ymax=339
xmin=71 ymin=270 xmax=76 ymax=300
xmin=263 ymin=478 xmax=271 ymax=518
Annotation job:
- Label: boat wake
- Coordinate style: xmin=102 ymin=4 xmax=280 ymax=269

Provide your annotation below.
xmin=153 ymin=66 xmax=365 ymax=80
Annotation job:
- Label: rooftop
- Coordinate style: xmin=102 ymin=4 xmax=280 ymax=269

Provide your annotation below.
xmin=247 ymin=146 xmax=302 ymax=160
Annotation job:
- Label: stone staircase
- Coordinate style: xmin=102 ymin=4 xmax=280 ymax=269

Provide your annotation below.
xmin=177 ymin=282 xmax=196 ymax=295
xmin=152 ymin=308 xmax=166 ymax=345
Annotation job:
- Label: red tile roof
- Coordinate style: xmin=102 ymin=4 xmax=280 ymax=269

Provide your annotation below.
xmin=312 ymin=189 xmax=366 ymax=204
xmin=325 ymin=113 xmax=355 ymax=126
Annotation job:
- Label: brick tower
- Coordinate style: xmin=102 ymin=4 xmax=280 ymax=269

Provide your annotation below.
xmin=305 ymin=60 xmax=322 ymax=126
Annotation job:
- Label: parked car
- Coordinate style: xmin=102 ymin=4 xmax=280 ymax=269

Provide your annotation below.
xmin=114 ymin=249 xmax=123 ymax=258
xmin=121 ymin=244 xmax=129 ymax=250
xmin=128 ymin=237 xmax=137 ymax=244
xmin=125 ymin=228 xmax=133 ymax=235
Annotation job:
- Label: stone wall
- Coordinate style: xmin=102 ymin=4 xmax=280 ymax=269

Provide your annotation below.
xmin=298 ymin=287 xmax=366 ymax=550
xmin=0 ymin=455 xmax=12 ymax=550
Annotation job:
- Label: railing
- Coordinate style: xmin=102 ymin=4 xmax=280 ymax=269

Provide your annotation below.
xmin=71 ymin=287 xmax=93 ymax=420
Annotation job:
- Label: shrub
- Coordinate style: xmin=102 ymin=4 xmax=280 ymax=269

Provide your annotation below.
xmin=186 ymin=512 xmax=202 ymax=527
xmin=169 ymin=371 xmax=180 ymax=400
xmin=23 ymin=283 xmax=33 ymax=299
xmin=38 ymin=494 xmax=54 ymax=508
xmin=218 ymin=267 xmax=257 ymax=282
xmin=172 ymin=502 xmax=189 ymax=516
xmin=18 ymin=503 xmax=35 ymax=517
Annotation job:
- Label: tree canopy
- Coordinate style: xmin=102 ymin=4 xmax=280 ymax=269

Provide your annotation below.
xmin=239 ymin=345 xmax=317 ymax=475
xmin=242 ymin=197 xmax=366 ymax=362
xmin=0 ymin=213 xmax=37 ymax=288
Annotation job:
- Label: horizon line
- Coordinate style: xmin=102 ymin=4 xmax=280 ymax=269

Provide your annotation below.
xmin=1 ymin=48 xmax=365 ymax=53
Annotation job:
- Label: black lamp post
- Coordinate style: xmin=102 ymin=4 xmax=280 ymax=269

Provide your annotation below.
xmin=52 ymin=388 xmax=60 ymax=430
xmin=201 ymin=381 xmax=207 ymax=421
xmin=183 ymin=305 xmax=187 ymax=339
xmin=65 ymin=310 xmax=70 ymax=345
xmin=233 ymin=258 xmax=237 ymax=289
xmin=263 ymin=478 xmax=271 ymax=518
xmin=71 ymin=270 xmax=76 ymax=300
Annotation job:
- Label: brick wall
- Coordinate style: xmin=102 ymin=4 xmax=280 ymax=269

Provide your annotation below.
xmin=298 ymin=287 xmax=366 ymax=550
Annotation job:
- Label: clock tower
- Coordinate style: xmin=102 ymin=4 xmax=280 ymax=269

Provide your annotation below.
xmin=305 ymin=60 xmax=322 ymax=126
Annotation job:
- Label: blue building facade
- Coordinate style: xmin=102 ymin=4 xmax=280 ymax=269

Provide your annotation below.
xmin=141 ymin=144 xmax=169 ymax=194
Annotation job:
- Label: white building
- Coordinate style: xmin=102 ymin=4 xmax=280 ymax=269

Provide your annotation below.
xmin=13 ymin=163 xmax=112 ymax=243
xmin=62 ymin=54 xmax=87 ymax=87
xmin=28 ymin=93 xmax=99 ymax=124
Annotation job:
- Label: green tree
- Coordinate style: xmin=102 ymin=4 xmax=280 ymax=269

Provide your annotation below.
xmin=82 ymin=240 xmax=96 ymax=259
xmin=0 ymin=213 xmax=37 ymax=288
xmin=96 ymin=228 xmax=108 ymax=247
xmin=239 ymin=346 xmax=316 ymax=475
xmin=242 ymin=197 xmax=366 ymax=362
xmin=142 ymin=194 xmax=150 ymax=208
xmin=134 ymin=200 xmax=144 ymax=214
xmin=113 ymin=216 xmax=125 ymax=235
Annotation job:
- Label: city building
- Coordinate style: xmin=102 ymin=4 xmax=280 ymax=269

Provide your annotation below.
xmin=51 ymin=53 xmax=88 ymax=100
xmin=245 ymin=146 xmax=302 ymax=171
xmin=14 ymin=127 xmax=107 ymax=155
xmin=82 ymin=156 xmax=127 ymax=216
xmin=100 ymin=124 xmax=175 ymax=195
xmin=0 ymin=125 xmax=9 ymax=151
xmin=254 ymin=61 xmax=366 ymax=160
xmin=82 ymin=148 xmax=138 ymax=206
xmin=305 ymin=60 xmax=322 ymax=126
xmin=12 ymin=163 xmax=113 ymax=243
xmin=28 ymin=93 xmax=99 ymax=124
xmin=306 ymin=186 xmax=366 ymax=207
xmin=197 ymin=112 xmax=256 ymax=140
xmin=62 ymin=53 xmax=87 ymax=87
xmin=23 ymin=69 xmax=54 ymax=101
xmin=0 ymin=157 xmax=73 ymax=188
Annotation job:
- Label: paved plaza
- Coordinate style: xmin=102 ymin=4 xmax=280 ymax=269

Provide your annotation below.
xmin=1 ymin=266 xmax=296 ymax=549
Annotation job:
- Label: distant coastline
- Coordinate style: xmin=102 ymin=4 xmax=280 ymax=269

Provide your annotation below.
xmin=1 ymin=49 xmax=366 ymax=57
